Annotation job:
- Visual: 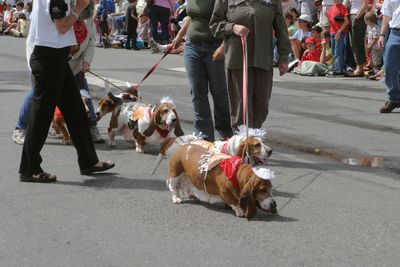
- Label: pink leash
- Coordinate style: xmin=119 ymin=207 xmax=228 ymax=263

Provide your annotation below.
xmin=241 ymin=34 xmax=251 ymax=164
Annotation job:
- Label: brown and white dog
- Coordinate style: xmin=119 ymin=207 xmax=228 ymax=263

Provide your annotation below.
xmin=96 ymin=93 xmax=184 ymax=152
xmin=167 ymin=144 xmax=277 ymax=219
xmin=151 ymin=127 xmax=272 ymax=174
xmin=51 ymin=92 xmax=90 ymax=145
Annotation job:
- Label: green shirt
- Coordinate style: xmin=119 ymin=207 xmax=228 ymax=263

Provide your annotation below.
xmin=210 ymin=0 xmax=291 ymax=70
xmin=187 ymin=0 xmax=220 ymax=43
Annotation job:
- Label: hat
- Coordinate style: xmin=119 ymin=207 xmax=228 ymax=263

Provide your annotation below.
xmin=298 ymin=14 xmax=312 ymax=23
xmin=314 ymin=0 xmax=322 ymax=3
xmin=305 ymin=37 xmax=316 ymax=44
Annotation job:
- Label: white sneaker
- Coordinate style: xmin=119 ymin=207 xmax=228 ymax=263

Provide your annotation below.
xmin=12 ymin=128 xmax=25 ymax=145
xmin=90 ymin=126 xmax=105 ymax=144
xmin=149 ymin=38 xmax=159 ymax=54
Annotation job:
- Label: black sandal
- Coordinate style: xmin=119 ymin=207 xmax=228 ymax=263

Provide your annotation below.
xmin=80 ymin=161 xmax=115 ymax=175
xmin=20 ymin=172 xmax=57 ymax=183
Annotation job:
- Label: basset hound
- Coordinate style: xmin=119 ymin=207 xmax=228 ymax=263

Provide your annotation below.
xmin=151 ymin=127 xmax=272 ymax=174
xmin=167 ymin=144 xmax=277 ymax=219
xmin=96 ymin=93 xmax=184 ymax=153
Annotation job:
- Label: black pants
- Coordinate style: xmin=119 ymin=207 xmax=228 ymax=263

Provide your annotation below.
xmin=148 ymin=5 xmax=170 ymax=43
xmin=19 ymin=46 xmax=98 ymax=176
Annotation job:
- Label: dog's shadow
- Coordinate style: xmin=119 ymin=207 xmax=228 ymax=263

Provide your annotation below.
xmin=56 ymin=173 xmax=167 ymax=191
xmin=180 ymin=199 xmax=298 ymax=222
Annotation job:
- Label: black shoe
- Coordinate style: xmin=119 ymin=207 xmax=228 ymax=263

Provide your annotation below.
xmin=328 ymin=71 xmax=344 ymax=76
xmin=132 ymin=46 xmax=140 ymax=51
xmin=80 ymin=161 xmax=115 ymax=175
xmin=379 ymin=101 xmax=400 ymax=113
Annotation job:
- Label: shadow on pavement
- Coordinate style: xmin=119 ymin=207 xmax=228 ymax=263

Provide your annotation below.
xmin=56 ymin=173 xmax=167 ymax=191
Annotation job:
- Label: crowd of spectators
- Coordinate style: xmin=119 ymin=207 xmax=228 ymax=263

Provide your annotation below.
xmin=1 ymin=0 xmax=387 ymax=81
xmin=285 ymin=0 xmax=386 ymax=80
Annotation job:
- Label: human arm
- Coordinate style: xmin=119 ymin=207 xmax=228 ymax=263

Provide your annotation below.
xmin=378 ymin=15 xmax=390 ymax=48
xmin=335 ymin=16 xmax=349 ymax=41
xmin=356 ymin=0 xmax=368 ymax=19
xmin=82 ymin=19 xmax=96 ymax=72
xmin=172 ymin=16 xmax=190 ymax=48
xmin=53 ymin=0 xmax=90 ymax=34
xmin=209 ymin=0 xmax=235 ymax=38
xmin=320 ymin=41 xmax=332 ymax=64
xmin=212 ymin=42 xmax=224 ymax=61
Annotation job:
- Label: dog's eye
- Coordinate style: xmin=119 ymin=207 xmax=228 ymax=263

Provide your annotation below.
xmin=162 ymin=110 xmax=169 ymax=114
xmin=255 ymin=143 xmax=261 ymax=149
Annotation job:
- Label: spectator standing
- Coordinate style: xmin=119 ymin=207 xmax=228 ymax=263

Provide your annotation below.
xmin=364 ymin=11 xmax=383 ymax=76
xmin=147 ymin=0 xmax=174 ymax=44
xmin=327 ymin=0 xmax=350 ymax=75
xmin=19 ymin=0 xmax=114 ymax=182
xmin=378 ymin=0 xmax=400 ymax=113
xmin=321 ymin=0 xmax=335 ymax=32
xmin=125 ymin=0 xmax=139 ymax=50
xmin=343 ymin=0 xmax=369 ymax=77
xmin=172 ymin=0 xmax=232 ymax=141
xmin=210 ymin=0 xmax=290 ymax=130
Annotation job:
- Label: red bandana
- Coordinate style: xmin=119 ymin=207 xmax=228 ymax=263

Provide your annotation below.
xmin=73 ymin=20 xmax=88 ymax=44
xmin=219 ymin=156 xmax=244 ymax=190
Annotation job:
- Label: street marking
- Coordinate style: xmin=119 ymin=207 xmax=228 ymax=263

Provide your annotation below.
xmin=166 ymin=67 xmax=186 ymax=73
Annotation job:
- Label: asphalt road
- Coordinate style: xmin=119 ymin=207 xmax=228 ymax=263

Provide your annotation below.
xmin=1 ymin=37 xmax=399 ymax=267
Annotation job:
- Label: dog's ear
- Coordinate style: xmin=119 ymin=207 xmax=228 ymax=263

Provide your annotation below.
xmin=107 ymin=92 xmax=122 ymax=104
xmin=110 ymin=106 xmax=121 ymax=129
xmin=239 ymin=179 xmax=257 ymax=219
xmin=173 ymin=110 xmax=184 ymax=137
xmin=142 ymin=106 xmax=157 ymax=137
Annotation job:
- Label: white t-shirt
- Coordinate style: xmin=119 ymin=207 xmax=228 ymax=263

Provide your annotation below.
xmin=348 ymin=0 xmax=364 ymax=15
xmin=27 ymin=0 xmax=76 ymax=48
xmin=382 ymin=0 xmax=400 ymax=29
xmin=322 ymin=0 xmax=334 ymax=6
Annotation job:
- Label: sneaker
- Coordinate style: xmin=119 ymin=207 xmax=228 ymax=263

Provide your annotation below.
xmin=12 ymin=128 xmax=25 ymax=145
xmin=90 ymin=126 xmax=105 ymax=143
xmin=149 ymin=38 xmax=159 ymax=54
xmin=379 ymin=101 xmax=400 ymax=113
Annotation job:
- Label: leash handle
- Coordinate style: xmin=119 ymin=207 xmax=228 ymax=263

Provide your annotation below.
xmin=130 ymin=45 xmax=174 ymax=95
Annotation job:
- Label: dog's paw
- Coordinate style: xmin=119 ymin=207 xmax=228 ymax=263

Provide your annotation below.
xmin=172 ymin=196 xmax=182 ymax=204
xmin=231 ymin=205 xmax=245 ymax=217
xmin=135 ymin=146 xmax=144 ymax=153
xmin=60 ymin=139 xmax=70 ymax=145
xmin=108 ymin=140 xmax=116 ymax=148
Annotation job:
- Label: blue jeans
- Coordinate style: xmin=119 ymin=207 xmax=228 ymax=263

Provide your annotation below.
xmin=183 ymin=41 xmax=232 ymax=141
xmin=15 ymin=77 xmax=97 ymax=129
xmin=16 ymin=89 xmax=33 ymax=129
xmin=331 ymin=32 xmax=347 ymax=73
xmin=384 ymin=30 xmax=400 ymax=103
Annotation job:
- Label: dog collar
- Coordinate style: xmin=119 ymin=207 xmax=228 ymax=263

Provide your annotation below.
xmin=219 ymin=156 xmax=244 ymax=190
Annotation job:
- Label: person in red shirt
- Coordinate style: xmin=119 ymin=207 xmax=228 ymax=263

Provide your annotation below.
xmin=326 ymin=0 xmax=350 ymax=75
xmin=300 ymin=37 xmax=322 ymax=63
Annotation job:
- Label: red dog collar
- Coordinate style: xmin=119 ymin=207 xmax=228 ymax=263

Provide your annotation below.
xmin=148 ymin=107 xmax=170 ymax=138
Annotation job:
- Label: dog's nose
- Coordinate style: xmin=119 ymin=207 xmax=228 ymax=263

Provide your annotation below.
xmin=267 ymin=150 xmax=272 ymax=157
xmin=172 ymin=118 xmax=177 ymax=123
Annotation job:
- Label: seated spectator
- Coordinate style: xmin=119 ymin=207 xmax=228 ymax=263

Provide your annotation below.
xmin=320 ymin=31 xmax=333 ymax=65
xmin=311 ymin=25 xmax=323 ymax=49
xmin=149 ymin=37 xmax=184 ymax=54
xmin=326 ymin=0 xmax=350 ymax=75
xmin=108 ymin=0 xmax=128 ymax=36
xmin=300 ymin=37 xmax=322 ymax=63
xmin=137 ymin=12 xmax=150 ymax=47
xmin=290 ymin=14 xmax=312 ymax=60
xmin=12 ymin=1 xmax=29 ymax=21
xmin=285 ymin=12 xmax=297 ymax=37
xmin=364 ymin=11 xmax=383 ymax=77
xmin=9 ymin=13 xmax=29 ymax=37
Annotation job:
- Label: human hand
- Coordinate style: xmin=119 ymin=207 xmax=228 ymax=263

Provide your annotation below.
xmin=212 ymin=45 xmax=224 ymax=61
xmin=171 ymin=36 xmax=182 ymax=49
xmin=82 ymin=61 xmax=90 ymax=73
xmin=233 ymin=24 xmax=250 ymax=37
xmin=378 ymin=35 xmax=385 ymax=49
xmin=335 ymin=32 xmax=341 ymax=42
xmin=279 ymin=63 xmax=288 ymax=76
xmin=75 ymin=0 xmax=90 ymax=14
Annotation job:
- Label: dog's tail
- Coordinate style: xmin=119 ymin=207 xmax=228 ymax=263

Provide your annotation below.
xmin=151 ymin=153 xmax=164 ymax=175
